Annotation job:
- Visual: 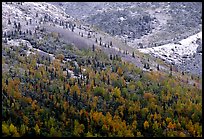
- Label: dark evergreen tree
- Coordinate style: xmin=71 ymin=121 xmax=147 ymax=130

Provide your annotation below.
xmin=110 ymin=41 xmax=112 ymax=47
xmin=92 ymin=44 xmax=95 ymax=52
xmin=8 ymin=18 xmax=11 ymax=25
xmin=132 ymin=52 xmax=135 ymax=58
xmin=157 ymin=64 xmax=160 ymax=71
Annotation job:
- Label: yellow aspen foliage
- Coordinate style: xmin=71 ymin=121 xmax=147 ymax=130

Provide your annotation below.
xmin=34 ymin=111 xmax=39 ymax=119
xmin=65 ymin=83 xmax=70 ymax=90
xmin=70 ymin=84 xmax=81 ymax=96
xmin=53 ymin=59 xmax=60 ymax=70
xmin=193 ymin=123 xmax=200 ymax=136
xmin=114 ymin=122 xmax=120 ymax=132
xmin=56 ymin=54 xmax=64 ymax=62
xmin=153 ymin=112 xmax=157 ymax=120
xmin=65 ymin=120 xmax=69 ymax=126
xmin=177 ymin=122 xmax=181 ymax=130
xmin=136 ymin=81 xmax=143 ymax=90
xmin=11 ymin=102 xmax=15 ymax=108
xmin=117 ymin=97 xmax=125 ymax=104
xmin=13 ymin=90 xmax=21 ymax=99
xmin=63 ymin=102 xmax=68 ymax=111
xmin=50 ymin=127 xmax=56 ymax=136
xmin=2 ymin=122 xmax=10 ymax=136
xmin=92 ymin=112 xmax=101 ymax=124
xmin=143 ymin=92 xmax=154 ymax=100
xmin=166 ymin=117 xmax=171 ymax=124
xmin=92 ymin=97 xmax=98 ymax=109
xmin=129 ymin=84 xmax=136 ymax=92
xmin=31 ymin=101 xmax=37 ymax=110
xmin=150 ymin=114 xmax=154 ymax=119
xmin=13 ymin=78 xmax=20 ymax=86
xmin=23 ymin=115 xmax=29 ymax=125
xmin=86 ymin=131 xmax=94 ymax=137
xmin=9 ymin=123 xmax=17 ymax=134
xmin=196 ymin=125 xmax=202 ymax=137
xmin=127 ymin=104 xmax=134 ymax=115
xmin=172 ymin=123 xmax=176 ymax=129
xmin=137 ymin=131 xmax=143 ymax=137
xmin=186 ymin=120 xmax=193 ymax=130
xmin=179 ymin=132 xmax=186 ymax=137
xmin=121 ymin=76 xmax=126 ymax=86
xmin=117 ymin=67 xmax=123 ymax=76
xmin=73 ymin=120 xmax=85 ymax=137
xmin=144 ymin=121 xmax=149 ymax=129
xmin=188 ymin=126 xmax=195 ymax=136
xmin=106 ymin=112 xmax=112 ymax=125
xmin=110 ymin=72 xmax=118 ymax=81
xmin=102 ymin=124 xmax=108 ymax=132
xmin=29 ymin=84 xmax=34 ymax=91
xmin=117 ymin=106 xmax=124 ymax=118
xmin=152 ymin=121 xmax=159 ymax=131
xmin=141 ymin=108 xmax=149 ymax=118
xmin=13 ymin=132 xmax=20 ymax=137
xmin=125 ymin=129 xmax=134 ymax=137
xmin=117 ymin=129 xmax=123 ymax=136
xmin=79 ymin=109 xmax=83 ymax=117
xmin=157 ymin=113 xmax=162 ymax=122
xmin=131 ymin=120 xmax=137 ymax=131
xmin=25 ymin=97 xmax=32 ymax=104
xmin=121 ymin=120 xmax=127 ymax=129
xmin=90 ymin=79 xmax=95 ymax=88
xmin=113 ymin=87 xmax=121 ymax=98
xmin=2 ymin=80 xmax=7 ymax=91
xmin=34 ymin=124 xmax=40 ymax=135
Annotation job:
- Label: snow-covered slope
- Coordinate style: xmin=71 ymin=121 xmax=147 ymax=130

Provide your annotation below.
xmin=2 ymin=2 xmax=72 ymax=32
xmin=138 ymin=31 xmax=202 ymax=64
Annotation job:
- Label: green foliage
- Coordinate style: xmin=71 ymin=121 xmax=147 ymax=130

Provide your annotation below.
xmin=94 ymin=87 xmax=105 ymax=97
xmin=2 ymin=41 xmax=202 ymax=137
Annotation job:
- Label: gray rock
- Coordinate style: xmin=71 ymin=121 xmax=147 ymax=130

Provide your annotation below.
xmin=196 ymin=38 xmax=202 ymax=53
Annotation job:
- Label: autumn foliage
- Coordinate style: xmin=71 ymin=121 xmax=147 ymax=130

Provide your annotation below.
xmin=2 ymin=44 xmax=202 ymax=137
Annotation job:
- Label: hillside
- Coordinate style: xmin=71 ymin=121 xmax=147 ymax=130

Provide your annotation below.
xmin=51 ymin=2 xmax=202 ymax=77
xmin=2 ymin=2 xmax=202 ymax=137
xmin=51 ymin=2 xmax=202 ymax=47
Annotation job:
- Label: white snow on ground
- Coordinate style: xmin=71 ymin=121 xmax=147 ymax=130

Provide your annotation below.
xmin=119 ymin=17 xmax=126 ymax=21
xmin=6 ymin=39 xmax=22 ymax=47
xmin=2 ymin=2 xmax=73 ymax=32
xmin=138 ymin=31 xmax=202 ymax=64
xmin=3 ymin=3 xmax=130 ymax=58
xmin=112 ymin=46 xmax=120 ymax=51
xmin=6 ymin=38 xmax=86 ymax=79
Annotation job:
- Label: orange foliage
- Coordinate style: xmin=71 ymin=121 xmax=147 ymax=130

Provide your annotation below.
xmin=167 ymin=122 xmax=176 ymax=129
xmin=143 ymin=92 xmax=154 ymax=100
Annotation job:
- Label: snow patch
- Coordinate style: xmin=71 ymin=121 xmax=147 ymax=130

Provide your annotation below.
xmin=138 ymin=31 xmax=202 ymax=64
xmin=119 ymin=17 xmax=126 ymax=21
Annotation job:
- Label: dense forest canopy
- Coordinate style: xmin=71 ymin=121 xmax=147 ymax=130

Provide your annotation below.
xmin=2 ymin=40 xmax=202 ymax=137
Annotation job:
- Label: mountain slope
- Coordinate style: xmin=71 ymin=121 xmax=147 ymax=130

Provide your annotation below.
xmin=51 ymin=2 xmax=202 ymax=48
xmin=2 ymin=2 xmax=202 ymax=137
xmin=50 ymin=2 xmax=202 ymax=77
xmin=138 ymin=31 xmax=202 ymax=76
